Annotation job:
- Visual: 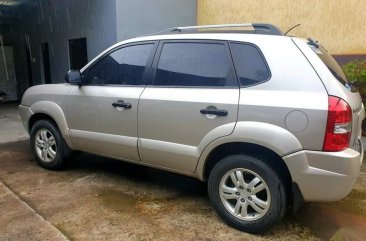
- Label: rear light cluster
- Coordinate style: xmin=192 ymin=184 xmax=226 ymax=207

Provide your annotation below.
xmin=323 ymin=96 xmax=352 ymax=151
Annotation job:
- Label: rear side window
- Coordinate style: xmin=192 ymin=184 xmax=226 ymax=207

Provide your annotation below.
xmin=230 ymin=43 xmax=270 ymax=86
xmin=154 ymin=42 xmax=236 ymax=87
xmin=86 ymin=44 xmax=153 ymax=85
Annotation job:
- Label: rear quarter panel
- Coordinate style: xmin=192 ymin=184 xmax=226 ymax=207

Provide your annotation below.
xmin=236 ymin=37 xmax=329 ymax=151
xmin=292 ymin=37 xmax=364 ymax=147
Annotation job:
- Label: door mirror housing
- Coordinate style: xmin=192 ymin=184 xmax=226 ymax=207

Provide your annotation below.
xmin=65 ymin=70 xmax=82 ymax=85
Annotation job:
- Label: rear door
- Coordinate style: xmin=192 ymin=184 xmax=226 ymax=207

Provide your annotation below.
xmin=137 ymin=40 xmax=240 ymax=172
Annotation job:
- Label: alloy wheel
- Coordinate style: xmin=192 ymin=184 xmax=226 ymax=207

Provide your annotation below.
xmin=34 ymin=128 xmax=57 ymax=163
xmin=219 ymin=168 xmax=271 ymax=221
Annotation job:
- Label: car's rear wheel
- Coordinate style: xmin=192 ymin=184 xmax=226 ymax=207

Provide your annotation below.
xmin=30 ymin=119 xmax=68 ymax=170
xmin=208 ymin=154 xmax=287 ymax=234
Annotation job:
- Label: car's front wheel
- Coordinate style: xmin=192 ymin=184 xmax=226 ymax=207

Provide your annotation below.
xmin=208 ymin=154 xmax=288 ymax=234
xmin=30 ymin=119 xmax=68 ymax=170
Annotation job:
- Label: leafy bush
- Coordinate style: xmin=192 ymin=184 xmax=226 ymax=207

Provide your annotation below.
xmin=343 ymin=60 xmax=366 ymax=134
xmin=342 ymin=60 xmax=366 ymax=99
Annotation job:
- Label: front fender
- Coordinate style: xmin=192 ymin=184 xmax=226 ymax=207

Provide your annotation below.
xmin=195 ymin=121 xmax=303 ymax=180
xmin=30 ymin=101 xmax=72 ymax=148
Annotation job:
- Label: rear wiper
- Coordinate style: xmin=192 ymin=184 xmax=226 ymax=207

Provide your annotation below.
xmin=308 ymin=38 xmax=329 ymax=53
xmin=307 ymin=38 xmax=319 ymax=48
xmin=347 ymin=81 xmax=359 ymax=93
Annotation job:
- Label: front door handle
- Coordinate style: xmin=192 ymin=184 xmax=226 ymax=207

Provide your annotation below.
xmin=200 ymin=109 xmax=228 ymax=116
xmin=112 ymin=102 xmax=132 ymax=109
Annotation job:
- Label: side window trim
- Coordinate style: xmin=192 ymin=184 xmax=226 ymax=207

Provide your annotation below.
xmin=228 ymin=41 xmax=272 ymax=88
xmin=148 ymin=39 xmax=239 ymax=88
xmin=82 ymin=41 xmax=158 ymax=86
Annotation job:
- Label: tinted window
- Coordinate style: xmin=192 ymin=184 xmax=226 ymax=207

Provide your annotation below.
xmin=312 ymin=45 xmax=348 ymax=85
xmin=155 ymin=42 xmax=235 ymax=87
xmin=86 ymin=44 xmax=153 ymax=85
xmin=230 ymin=43 xmax=270 ymax=86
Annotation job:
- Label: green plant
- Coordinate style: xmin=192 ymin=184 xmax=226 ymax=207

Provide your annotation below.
xmin=342 ymin=60 xmax=366 ymax=99
xmin=343 ymin=60 xmax=366 ymax=134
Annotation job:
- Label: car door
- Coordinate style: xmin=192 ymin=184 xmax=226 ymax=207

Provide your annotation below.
xmin=66 ymin=42 xmax=156 ymax=162
xmin=138 ymin=40 xmax=240 ymax=172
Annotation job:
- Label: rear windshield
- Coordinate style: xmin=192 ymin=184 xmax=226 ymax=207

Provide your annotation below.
xmin=309 ymin=42 xmax=348 ymax=85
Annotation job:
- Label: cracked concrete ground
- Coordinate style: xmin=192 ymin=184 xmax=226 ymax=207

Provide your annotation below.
xmin=1 ymin=103 xmax=366 ymax=241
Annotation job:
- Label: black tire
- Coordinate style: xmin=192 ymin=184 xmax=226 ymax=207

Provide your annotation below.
xmin=208 ymin=154 xmax=288 ymax=234
xmin=30 ymin=119 xmax=70 ymax=170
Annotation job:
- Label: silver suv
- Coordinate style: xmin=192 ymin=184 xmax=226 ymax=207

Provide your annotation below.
xmin=19 ymin=23 xmax=365 ymax=233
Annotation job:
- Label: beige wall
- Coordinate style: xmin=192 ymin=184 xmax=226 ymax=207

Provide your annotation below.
xmin=197 ymin=0 xmax=366 ymax=54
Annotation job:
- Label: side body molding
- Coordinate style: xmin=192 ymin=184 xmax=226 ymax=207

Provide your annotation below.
xmin=195 ymin=121 xmax=303 ymax=180
xmin=30 ymin=101 xmax=73 ymax=147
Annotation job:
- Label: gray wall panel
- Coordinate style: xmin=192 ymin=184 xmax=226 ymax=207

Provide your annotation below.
xmin=116 ymin=0 xmax=197 ymax=40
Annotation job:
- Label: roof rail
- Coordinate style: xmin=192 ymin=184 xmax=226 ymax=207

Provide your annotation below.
xmin=143 ymin=23 xmax=284 ymax=36
xmin=175 ymin=23 xmax=253 ymax=31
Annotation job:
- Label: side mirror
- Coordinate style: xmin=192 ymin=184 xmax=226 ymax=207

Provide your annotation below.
xmin=65 ymin=70 xmax=82 ymax=85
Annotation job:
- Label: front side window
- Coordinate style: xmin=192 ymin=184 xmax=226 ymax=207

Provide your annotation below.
xmin=230 ymin=43 xmax=270 ymax=86
xmin=154 ymin=42 xmax=235 ymax=87
xmin=85 ymin=43 xmax=153 ymax=85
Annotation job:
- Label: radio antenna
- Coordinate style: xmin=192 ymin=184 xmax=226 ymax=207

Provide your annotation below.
xmin=285 ymin=24 xmax=301 ymax=35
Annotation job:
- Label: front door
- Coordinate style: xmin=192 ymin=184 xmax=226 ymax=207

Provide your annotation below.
xmin=138 ymin=41 xmax=240 ymax=172
xmin=66 ymin=42 xmax=156 ymax=162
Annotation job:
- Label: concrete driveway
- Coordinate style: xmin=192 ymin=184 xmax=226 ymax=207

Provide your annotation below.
xmin=1 ymin=103 xmax=366 ymax=241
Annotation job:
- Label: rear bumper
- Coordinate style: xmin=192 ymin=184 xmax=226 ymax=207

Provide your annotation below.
xmin=283 ymin=139 xmax=363 ymax=202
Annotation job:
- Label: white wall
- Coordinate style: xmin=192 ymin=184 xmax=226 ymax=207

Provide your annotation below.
xmin=15 ymin=0 xmax=117 ymax=87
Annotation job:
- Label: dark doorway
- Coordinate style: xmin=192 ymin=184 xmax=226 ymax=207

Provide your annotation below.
xmin=69 ymin=38 xmax=88 ymax=70
xmin=41 ymin=42 xmax=51 ymax=84
xmin=25 ymin=45 xmax=33 ymax=87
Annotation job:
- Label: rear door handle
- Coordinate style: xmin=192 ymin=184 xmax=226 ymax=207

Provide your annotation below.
xmin=200 ymin=109 xmax=228 ymax=116
xmin=112 ymin=102 xmax=132 ymax=109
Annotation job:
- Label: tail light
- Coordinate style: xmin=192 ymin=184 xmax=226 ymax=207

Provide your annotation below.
xmin=323 ymin=96 xmax=352 ymax=151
